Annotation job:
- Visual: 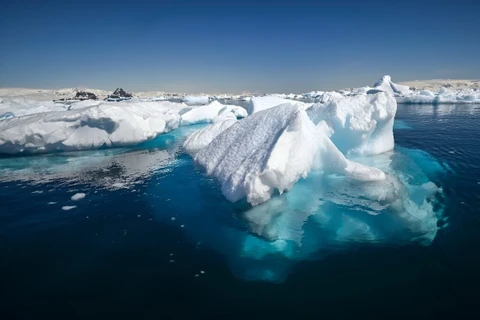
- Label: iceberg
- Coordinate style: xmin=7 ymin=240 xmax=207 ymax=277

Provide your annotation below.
xmin=247 ymin=95 xmax=312 ymax=114
xmin=369 ymin=75 xmax=480 ymax=104
xmin=0 ymin=98 xmax=68 ymax=118
xmin=0 ymin=101 xmax=180 ymax=154
xmin=0 ymin=99 xmax=246 ymax=155
xmin=372 ymin=75 xmax=411 ymax=95
xmin=182 ymin=95 xmax=210 ymax=105
xmin=194 ymin=103 xmax=385 ymax=206
xmin=180 ymin=100 xmax=247 ymax=126
xmin=306 ymin=92 xmax=397 ymax=156
xmin=183 ymin=119 xmax=237 ymax=153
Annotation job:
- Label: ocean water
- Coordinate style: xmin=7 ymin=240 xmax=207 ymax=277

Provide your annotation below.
xmin=1 ymin=104 xmax=480 ymax=318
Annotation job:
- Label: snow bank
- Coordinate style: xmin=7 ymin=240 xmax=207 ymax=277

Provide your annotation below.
xmin=180 ymin=100 xmax=247 ymax=126
xmin=247 ymin=95 xmax=312 ymax=114
xmin=307 ymin=92 xmax=397 ymax=156
xmin=194 ymin=104 xmax=385 ymax=206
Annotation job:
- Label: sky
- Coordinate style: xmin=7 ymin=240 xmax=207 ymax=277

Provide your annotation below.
xmin=0 ymin=0 xmax=479 ymax=93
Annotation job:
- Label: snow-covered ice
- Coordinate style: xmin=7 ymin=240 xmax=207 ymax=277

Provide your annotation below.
xmin=0 ymin=99 xmax=245 ymax=155
xmin=306 ymin=92 xmax=397 ymax=156
xmin=183 ymin=119 xmax=238 ymax=153
xmin=247 ymin=95 xmax=312 ymax=114
xmin=194 ymin=103 xmax=386 ymax=206
xmin=71 ymin=193 xmax=86 ymax=201
xmin=180 ymin=100 xmax=247 ymax=126
xmin=182 ymin=95 xmax=210 ymax=105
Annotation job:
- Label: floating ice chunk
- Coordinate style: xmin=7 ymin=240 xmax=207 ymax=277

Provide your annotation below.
xmin=373 ymin=75 xmax=411 ymax=95
xmin=195 ymin=104 xmax=319 ymax=205
xmin=71 ymin=193 xmax=86 ymax=201
xmin=62 ymin=206 xmax=77 ymax=211
xmin=195 ymin=104 xmax=385 ymax=206
xmin=0 ymin=101 xmax=185 ymax=154
xmin=247 ymin=95 xmax=312 ymax=114
xmin=307 ymin=92 xmax=397 ymax=156
xmin=180 ymin=100 xmax=246 ymax=126
xmin=183 ymin=119 xmax=237 ymax=154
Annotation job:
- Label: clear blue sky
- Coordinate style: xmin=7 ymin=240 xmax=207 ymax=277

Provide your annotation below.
xmin=0 ymin=0 xmax=478 ymax=93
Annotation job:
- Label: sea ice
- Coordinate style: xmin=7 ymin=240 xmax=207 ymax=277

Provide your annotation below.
xmin=71 ymin=193 xmax=86 ymax=201
xmin=247 ymin=95 xmax=312 ymax=114
xmin=182 ymin=95 xmax=210 ymax=105
xmin=180 ymin=100 xmax=247 ymax=126
xmin=183 ymin=119 xmax=237 ymax=153
xmin=373 ymin=75 xmax=411 ymax=95
xmin=0 ymin=99 xmax=243 ymax=155
xmin=306 ymin=92 xmax=397 ymax=156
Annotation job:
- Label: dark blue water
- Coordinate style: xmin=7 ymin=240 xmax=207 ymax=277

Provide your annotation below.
xmin=1 ymin=104 xmax=480 ymax=318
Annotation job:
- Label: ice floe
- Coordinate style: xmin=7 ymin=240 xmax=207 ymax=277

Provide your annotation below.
xmin=0 ymin=100 xmax=245 ymax=155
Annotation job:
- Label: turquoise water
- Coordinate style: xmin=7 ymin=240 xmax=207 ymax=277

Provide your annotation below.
xmin=1 ymin=104 xmax=479 ymax=317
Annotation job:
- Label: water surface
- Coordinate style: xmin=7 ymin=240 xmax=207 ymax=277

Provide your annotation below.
xmin=1 ymin=104 xmax=480 ymax=318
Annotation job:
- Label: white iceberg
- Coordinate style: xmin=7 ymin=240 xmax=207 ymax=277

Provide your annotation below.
xmin=306 ymin=92 xmax=397 ymax=156
xmin=0 ymin=99 xmax=247 ymax=155
xmin=247 ymin=95 xmax=312 ymax=114
xmin=371 ymin=76 xmax=480 ymax=104
xmin=180 ymin=100 xmax=247 ymax=126
xmin=183 ymin=119 xmax=238 ymax=153
xmin=0 ymin=101 xmax=183 ymax=154
xmin=0 ymin=98 xmax=68 ymax=119
xmin=182 ymin=95 xmax=210 ymax=105
xmin=373 ymin=75 xmax=411 ymax=95
xmin=194 ymin=104 xmax=385 ymax=206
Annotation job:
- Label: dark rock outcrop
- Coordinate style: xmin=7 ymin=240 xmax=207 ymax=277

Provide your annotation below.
xmin=74 ymin=91 xmax=98 ymax=100
xmin=107 ymin=88 xmax=133 ymax=100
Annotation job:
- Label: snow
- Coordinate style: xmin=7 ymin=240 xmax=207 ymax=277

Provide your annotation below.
xmin=180 ymin=100 xmax=247 ymax=126
xmin=183 ymin=119 xmax=238 ymax=153
xmin=247 ymin=95 xmax=312 ymax=114
xmin=182 ymin=95 xmax=210 ymax=104
xmin=0 ymin=101 xmax=178 ymax=154
xmin=373 ymin=75 xmax=411 ymax=95
xmin=194 ymin=104 xmax=386 ymax=206
xmin=306 ymin=92 xmax=397 ymax=156
xmin=396 ymin=87 xmax=480 ymax=104
xmin=370 ymin=76 xmax=480 ymax=104
xmin=71 ymin=193 xmax=86 ymax=201
xmin=0 ymin=98 xmax=68 ymax=118
xmin=0 ymin=99 xmax=245 ymax=155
